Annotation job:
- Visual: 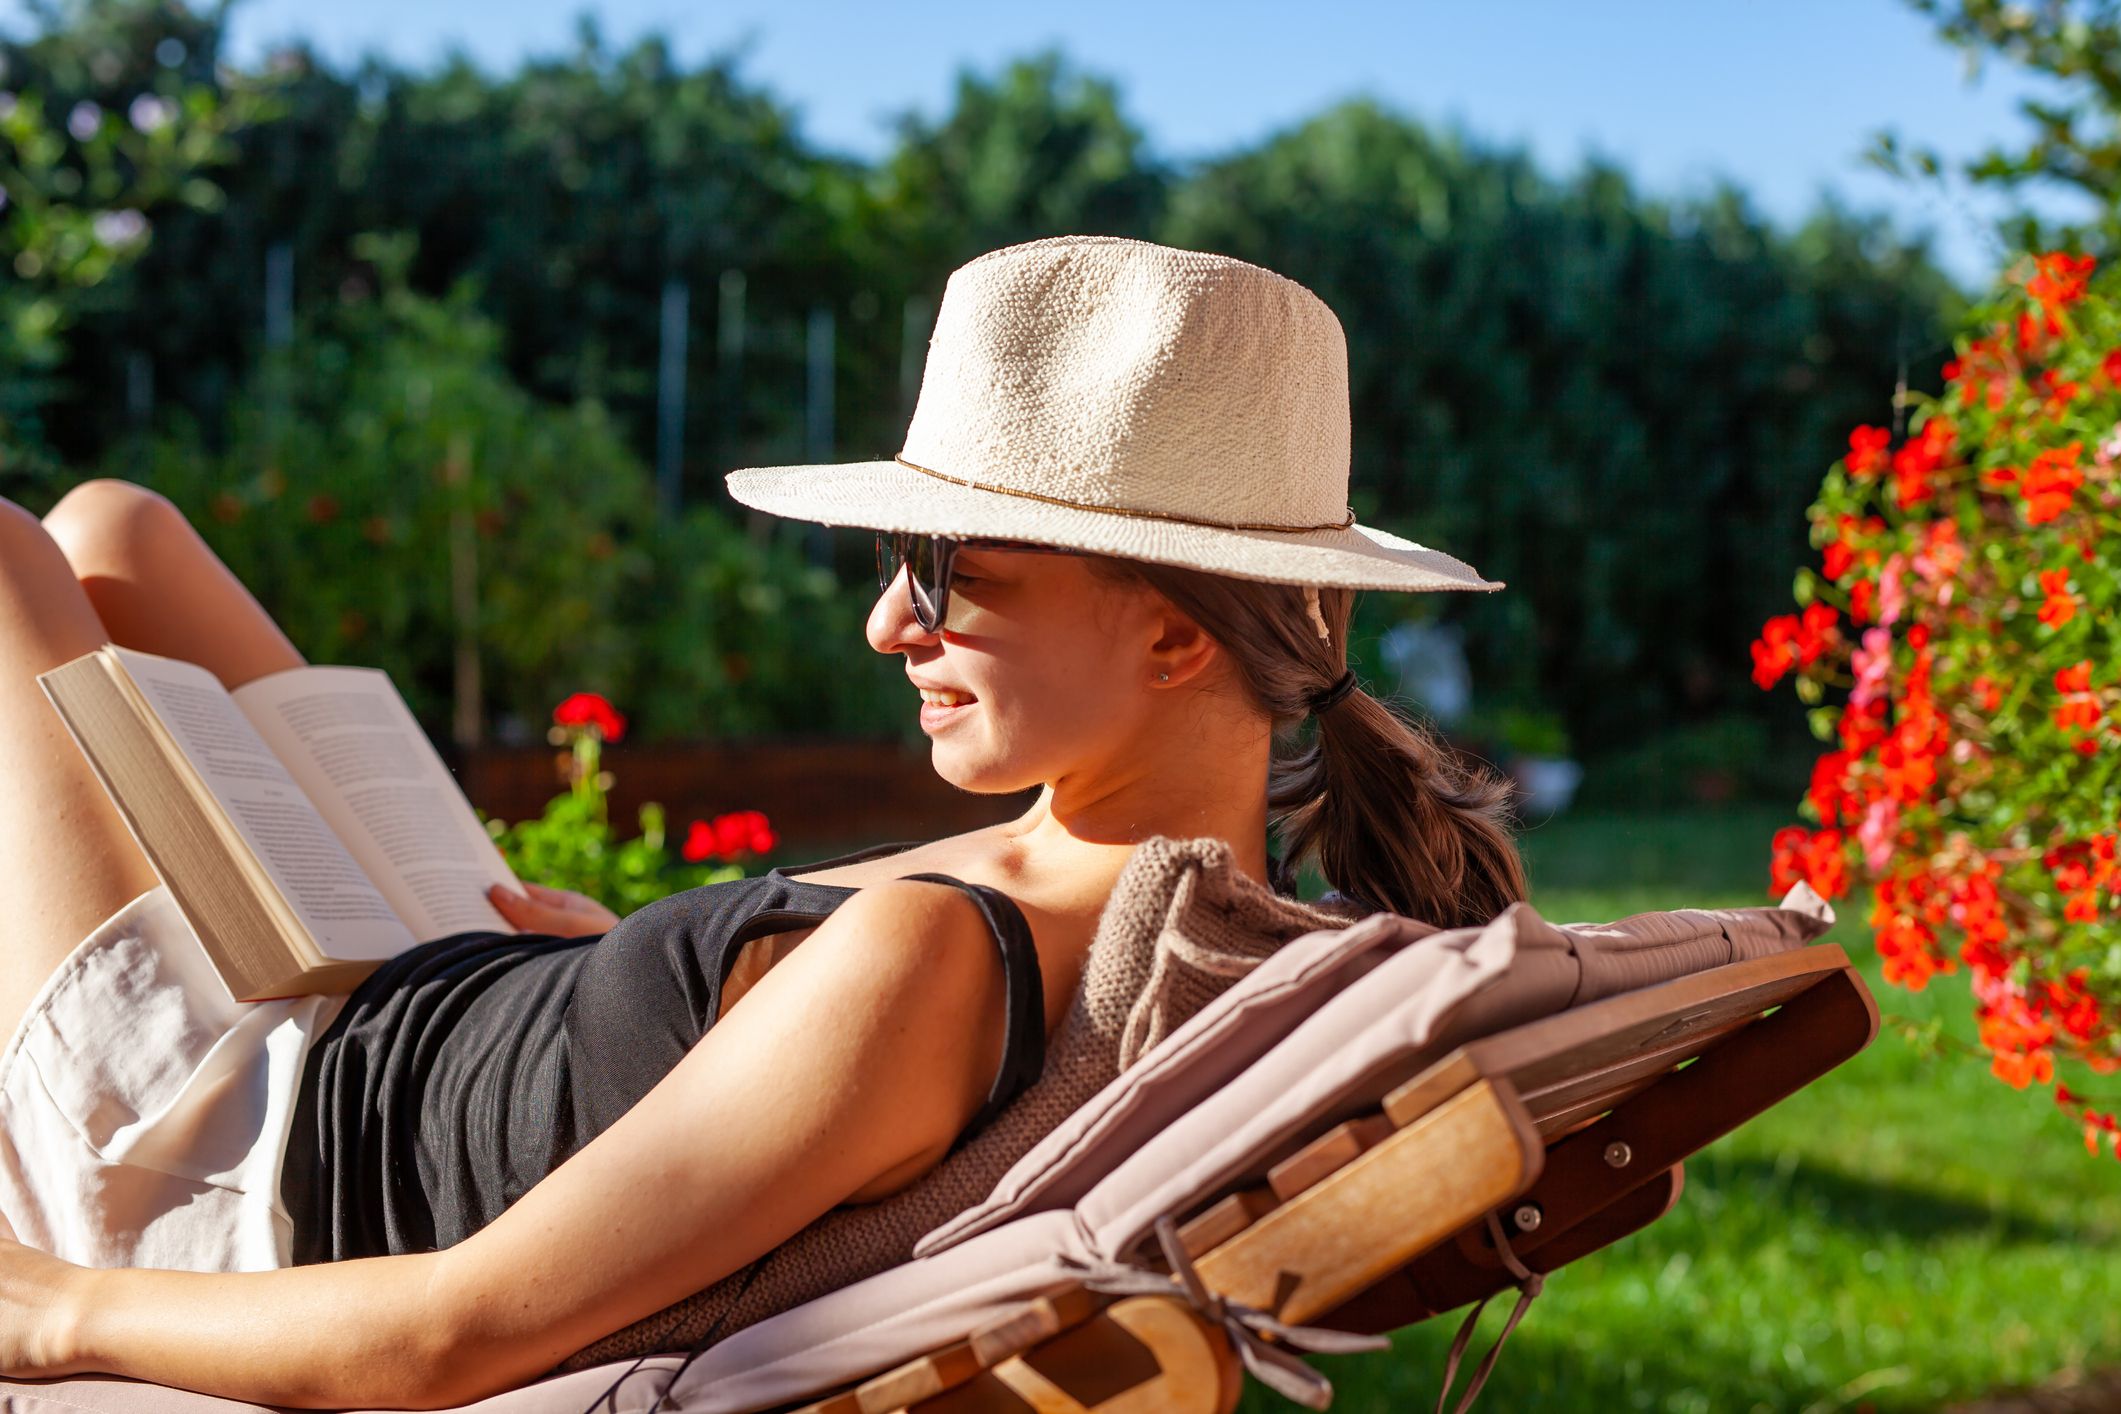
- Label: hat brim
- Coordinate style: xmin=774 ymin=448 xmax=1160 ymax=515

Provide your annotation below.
xmin=723 ymin=461 xmax=1505 ymax=594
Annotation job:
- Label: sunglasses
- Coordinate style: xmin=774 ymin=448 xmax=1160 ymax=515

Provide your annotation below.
xmin=875 ymin=532 xmax=1083 ymax=631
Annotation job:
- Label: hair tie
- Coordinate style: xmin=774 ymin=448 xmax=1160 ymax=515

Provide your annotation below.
xmin=1306 ymin=669 xmax=1359 ymax=716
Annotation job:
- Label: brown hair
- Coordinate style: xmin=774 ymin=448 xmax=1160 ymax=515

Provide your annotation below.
xmin=1084 ymin=555 xmax=1529 ymax=929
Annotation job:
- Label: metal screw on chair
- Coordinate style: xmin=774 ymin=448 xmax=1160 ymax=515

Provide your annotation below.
xmin=1603 ymin=1140 xmax=1633 ymax=1169
xmin=1512 ymin=1203 xmax=1543 ymax=1233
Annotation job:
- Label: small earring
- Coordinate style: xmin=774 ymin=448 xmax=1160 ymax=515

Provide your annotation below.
xmin=1158 ymin=672 xmax=1169 ymax=682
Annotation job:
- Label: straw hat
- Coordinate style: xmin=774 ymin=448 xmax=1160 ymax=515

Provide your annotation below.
xmin=723 ymin=234 xmax=1504 ymax=594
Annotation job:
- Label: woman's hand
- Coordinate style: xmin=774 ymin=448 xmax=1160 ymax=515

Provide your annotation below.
xmin=0 ymin=1236 xmax=93 ymax=1379
xmin=488 ymin=881 xmax=621 ymax=936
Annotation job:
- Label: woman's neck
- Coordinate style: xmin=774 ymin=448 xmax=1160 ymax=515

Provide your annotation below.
xmin=998 ymin=725 xmax=1276 ymax=894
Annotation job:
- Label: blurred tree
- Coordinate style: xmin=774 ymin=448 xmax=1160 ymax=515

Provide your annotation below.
xmin=1873 ymin=0 xmax=2121 ymax=258
xmin=0 ymin=0 xmax=265 ymax=495
xmin=105 ymin=231 xmax=899 ymax=746
xmin=11 ymin=22 xmax=1972 ymax=769
xmin=869 ymin=46 xmax=1170 ymax=273
xmin=1161 ymin=99 xmax=1963 ymax=763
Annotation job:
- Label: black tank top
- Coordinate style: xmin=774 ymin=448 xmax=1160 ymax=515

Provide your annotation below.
xmin=280 ymin=840 xmax=1045 ymax=1265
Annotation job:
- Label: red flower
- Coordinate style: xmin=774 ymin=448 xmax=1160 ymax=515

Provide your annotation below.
xmin=1796 ymin=602 xmax=1840 ymax=665
xmin=2022 ymin=442 xmax=2085 ymax=525
xmin=2037 ymin=569 xmax=2079 ymax=630
xmin=2027 ymin=250 xmax=2096 ymax=313
xmin=1889 ymin=417 xmax=1956 ymax=511
xmin=1849 ymin=578 xmax=1876 ymax=623
xmin=2016 ymin=306 xmax=2065 ymax=356
xmin=2056 ymin=697 xmax=2103 ymax=733
xmin=2056 ymin=660 xmax=2094 ymax=695
xmin=2032 ymin=368 xmax=2082 ymax=417
xmin=681 ymin=810 xmax=779 ymax=863
xmin=1771 ymin=826 xmax=1849 ymax=901
xmin=1838 ymin=697 xmax=1890 ymax=755
xmin=1845 ymin=425 xmax=1891 ymax=480
xmin=1806 ymin=750 xmax=1856 ymax=827
xmin=552 ymin=692 xmax=627 ymax=743
xmin=1992 ymin=1048 xmax=2057 ymax=1089
xmin=1751 ymin=614 xmax=1801 ymax=689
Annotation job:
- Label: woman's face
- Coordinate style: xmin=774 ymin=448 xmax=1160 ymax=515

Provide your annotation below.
xmin=867 ymin=541 xmax=1176 ymax=793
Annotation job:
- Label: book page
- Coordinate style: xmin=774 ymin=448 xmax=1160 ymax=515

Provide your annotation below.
xmin=108 ymin=647 xmax=413 ymax=961
xmin=233 ymin=665 xmax=523 ymax=941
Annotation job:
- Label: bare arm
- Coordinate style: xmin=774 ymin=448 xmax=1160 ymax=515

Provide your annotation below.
xmin=11 ymin=879 xmax=1009 ymax=1409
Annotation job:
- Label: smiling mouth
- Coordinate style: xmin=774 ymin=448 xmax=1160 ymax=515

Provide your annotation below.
xmin=917 ymin=688 xmax=978 ymax=708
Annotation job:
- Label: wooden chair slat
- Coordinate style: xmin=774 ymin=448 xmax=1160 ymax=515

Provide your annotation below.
xmin=967 ymin=1284 xmax=1105 ymax=1368
xmin=1189 ymin=1078 xmax=1543 ymax=1325
xmin=855 ymin=1340 xmax=988 ymax=1413
xmin=1173 ymin=1186 xmax=1278 ymax=1261
xmin=1265 ymin=1112 xmax=1397 ymax=1200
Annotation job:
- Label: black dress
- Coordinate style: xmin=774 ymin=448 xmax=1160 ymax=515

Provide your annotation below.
xmin=279 ymin=840 xmax=1045 ymax=1265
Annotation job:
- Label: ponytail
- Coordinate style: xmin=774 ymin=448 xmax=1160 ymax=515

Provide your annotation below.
xmin=1268 ymin=679 xmax=1527 ymax=927
xmin=1085 ymin=558 xmax=1528 ymax=928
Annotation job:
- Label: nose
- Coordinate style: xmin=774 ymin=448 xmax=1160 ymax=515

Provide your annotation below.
xmin=867 ymin=563 xmax=941 ymax=655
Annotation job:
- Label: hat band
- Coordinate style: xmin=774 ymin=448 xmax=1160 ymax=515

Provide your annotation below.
xmin=894 ymin=455 xmax=1357 ymax=534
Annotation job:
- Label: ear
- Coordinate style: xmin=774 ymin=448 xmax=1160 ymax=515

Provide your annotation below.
xmin=1146 ymin=601 xmax=1219 ymax=687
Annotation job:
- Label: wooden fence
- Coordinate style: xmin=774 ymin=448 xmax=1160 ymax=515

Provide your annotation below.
xmin=455 ymin=738 xmax=1036 ymax=858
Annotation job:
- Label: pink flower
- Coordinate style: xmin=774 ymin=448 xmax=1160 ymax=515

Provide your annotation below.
xmin=1859 ymin=797 xmax=1901 ymax=874
xmin=1877 ymin=552 xmax=1907 ymax=628
xmin=2099 ymin=422 xmax=2121 ymax=466
xmin=1851 ymin=626 xmax=1894 ymax=710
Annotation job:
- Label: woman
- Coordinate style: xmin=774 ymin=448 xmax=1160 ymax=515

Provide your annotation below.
xmin=0 ymin=234 xmax=1527 ymax=1408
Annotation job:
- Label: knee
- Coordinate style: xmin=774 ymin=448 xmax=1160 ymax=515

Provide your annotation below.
xmin=43 ymin=479 xmax=189 ymax=570
xmin=0 ymin=496 xmax=82 ymax=595
xmin=0 ymin=496 xmax=59 ymax=562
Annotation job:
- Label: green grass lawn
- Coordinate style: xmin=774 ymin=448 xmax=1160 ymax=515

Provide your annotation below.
xmin=1246 ymin=807 xmax=2121 ymax=1414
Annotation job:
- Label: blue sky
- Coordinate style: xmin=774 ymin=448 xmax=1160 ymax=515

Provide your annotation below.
xmin=7 ymin=0 xmax=2100 ymax=291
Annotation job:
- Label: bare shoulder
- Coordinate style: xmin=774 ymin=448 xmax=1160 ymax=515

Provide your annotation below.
xmin=815 ymin=875 xmax=1005 ymax=978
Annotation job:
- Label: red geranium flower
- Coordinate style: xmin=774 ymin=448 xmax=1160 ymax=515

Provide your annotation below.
xmin=2027 ymin=250 xmax=2096 ymax=313
xmin=1845 ymin=425 xmax=1891 ymax=480
xmin=2022 ymin=442 xmax=2085 ymax=525
xmin=2037 ymin=569 xmax=2079 ymax=630
xmin=1750 ymin=614 xmax=1803 ymax=689
xmin=552 ymin=691 xmax=627 ymax=743
xmin=681 ymin=810 xmax=779 ymax=863
xmin=1889 ymin=417 xmax=1957 ymax=510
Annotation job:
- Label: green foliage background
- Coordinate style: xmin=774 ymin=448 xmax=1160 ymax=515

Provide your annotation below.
xmin=0 ymin=0 xmax=2034 ymax=790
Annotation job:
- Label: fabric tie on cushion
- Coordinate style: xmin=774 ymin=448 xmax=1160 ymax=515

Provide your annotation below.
xmin=1055 ymin=1214 xmax=1389 ymax=1410
xmin=1431 ymin=1209 xmax=1545 ymax=1414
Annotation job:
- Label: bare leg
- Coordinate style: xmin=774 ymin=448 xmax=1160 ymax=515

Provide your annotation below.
xmin=42 ymin=479 xmax=306 ymax=691
xmin=0 ymin=498 xmax=161 ymax=1048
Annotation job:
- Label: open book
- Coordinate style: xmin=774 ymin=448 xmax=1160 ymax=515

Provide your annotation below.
xmin=40 ymin=645 xmax=526 ymax=1001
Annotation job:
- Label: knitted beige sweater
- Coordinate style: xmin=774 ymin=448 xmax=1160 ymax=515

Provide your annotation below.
xmin=553 ymin=835 xmax=1368 ymax=1372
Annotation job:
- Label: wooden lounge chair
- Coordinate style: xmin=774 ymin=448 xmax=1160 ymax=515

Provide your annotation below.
xmin=775 ymin=941 xmax=1876 ymax=1414
xmin=1 ymin=883 xmax=1868 ymax=1414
